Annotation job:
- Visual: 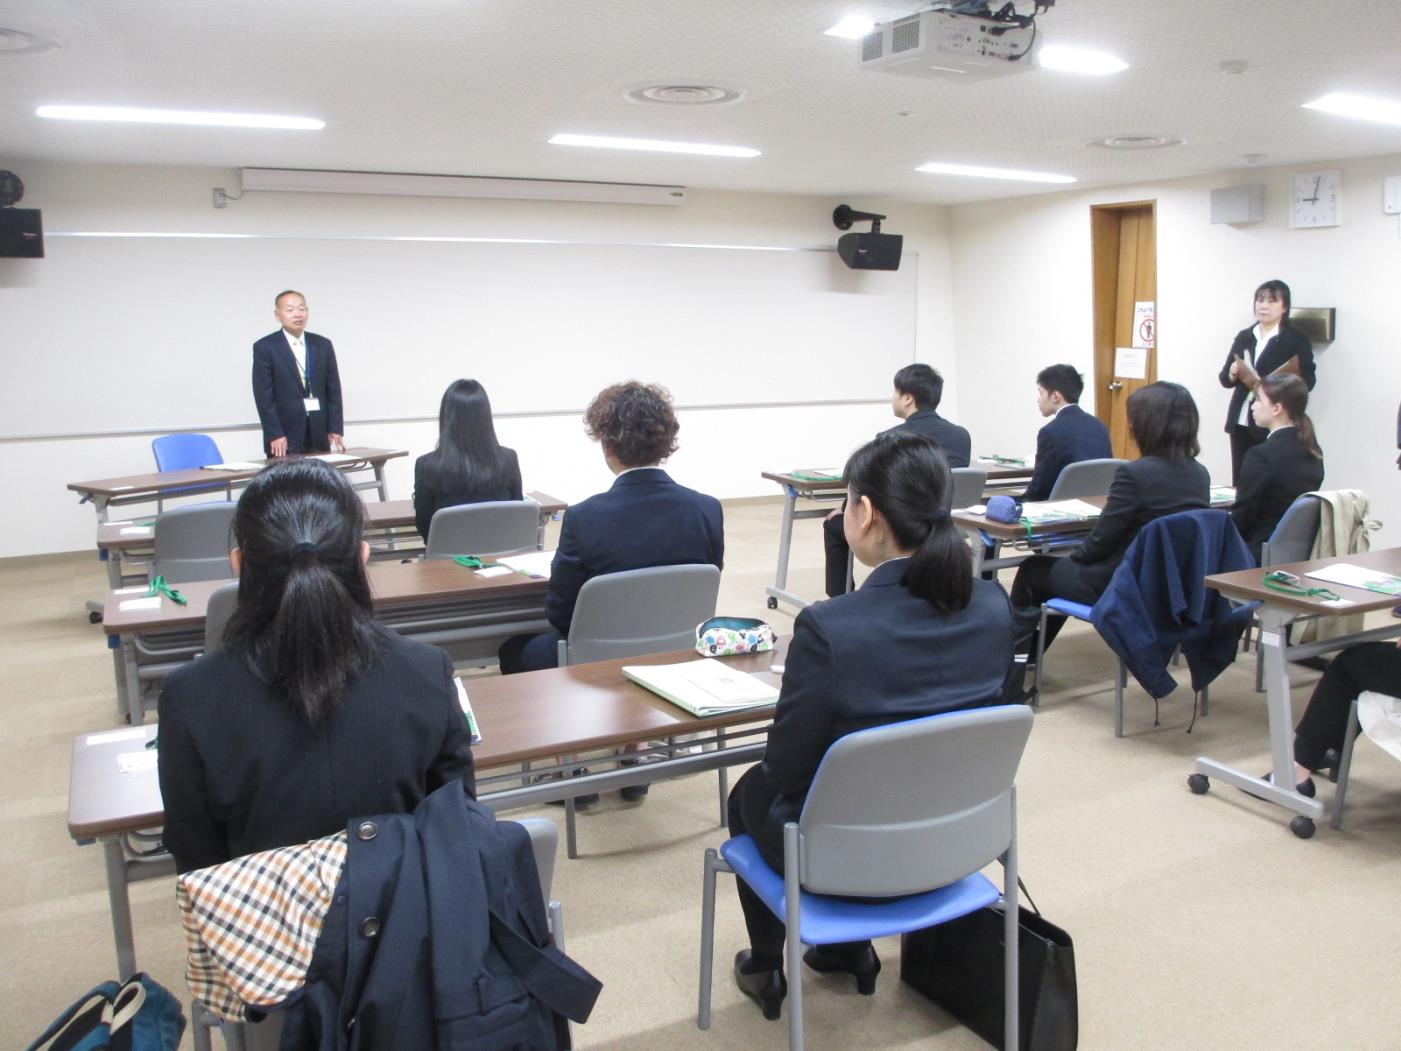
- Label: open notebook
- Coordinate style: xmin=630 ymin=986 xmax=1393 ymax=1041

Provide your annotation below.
xmin=623 ymin=658 xmax=779 ymax=718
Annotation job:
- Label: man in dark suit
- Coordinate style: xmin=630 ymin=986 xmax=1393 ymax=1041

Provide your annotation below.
xmin=823 ymin=363 xmax=971 ymax=597
xmin=1021 ymin=364 xmax=1113 ymax=502
xmin=252 ymin=290 xmax=345 ymax=456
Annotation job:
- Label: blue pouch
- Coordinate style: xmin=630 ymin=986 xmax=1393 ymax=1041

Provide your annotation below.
xmin=984 ymin=495 xmax=1022 ymax=524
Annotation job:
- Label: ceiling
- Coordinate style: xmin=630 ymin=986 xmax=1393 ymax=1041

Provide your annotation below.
xmin=3 ymin=0 xmax=1401 ymax=205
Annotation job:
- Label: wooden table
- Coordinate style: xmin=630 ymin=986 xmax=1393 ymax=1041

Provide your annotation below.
xmin=68 ymin=644 xmax=784 ymax=976
xmin=953 ymin=495 xmax=1108 ymax=576
xmin=1193 ymin=548 xmax=1401 ymax=838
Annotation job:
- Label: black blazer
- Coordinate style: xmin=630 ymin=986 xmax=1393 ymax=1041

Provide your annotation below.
xmin=157 ymin=630 xmax=474 ymax=873
xmin=251 ymin=330 xmax=344 ymax=454
xmin=887 ymin=409 xmax=972 ymax=468
xmin=1231 ymin=427 xmax=1325 ymax=558
xmin=1022 ymin=404 xmax=1114 ymax=502
xmin=1068 ymin=455 xmax=1211 ymax=595
xmin=758 ymin=560 xmax=1012 ymax=835
xmin=1217 ymin=323 xmax=1315 ymax=437
xmin=546 ymin=467 xmax=724 ymax=636
xmin=412 ymin=448 xmax=524 ymax=540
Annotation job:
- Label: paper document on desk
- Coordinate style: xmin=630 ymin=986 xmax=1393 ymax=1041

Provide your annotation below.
xmin=1210 ymin=486 xmax=1236 ymax=506
xmin=202 ymin=461 xmax=265 ymax=472
xmin=310 ymin=453 xmax=358 ymax=465
xmin=497 ymin=550 xmax=555 ymax=579
xmin=623 ymin=658 xmax=779 ymax=718
xmin=1304 ymin=563 xmax=1401 ymax=596
xmin=117 ymin=750 xmax=159 ymax=774
xmin=790 ymin=467 xmax=842 ymax=482
xmin=454 ymin=677 xmax=483 ymax=744
xmin=1020 ymin=499 xmax=1101 ymax=524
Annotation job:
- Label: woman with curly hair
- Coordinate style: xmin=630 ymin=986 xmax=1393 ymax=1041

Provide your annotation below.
xmin=498 ymin=381 xmax=724 ymax=679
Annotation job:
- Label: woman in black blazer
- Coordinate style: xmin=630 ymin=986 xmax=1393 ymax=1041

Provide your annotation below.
xmin=412 ymin=379 xmax=523 ymax=540
xmin=1217 ymin=279 xmax=1315 ymax=483
xmin=1009 ymin=381 xmax=1210 ymax=683
xmin=727 ymin=431 xmax=1013 ymax=1020
xmin=1231 ymin=373 xmax=1325 ymax=561
xmin=158 ymin=459 xmax=474 ymax=874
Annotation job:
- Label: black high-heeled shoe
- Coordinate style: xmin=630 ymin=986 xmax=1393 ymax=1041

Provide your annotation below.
xmin=1242 ymin=771 xmax=1316 ymax=800
xmin=802 ymin=943 xmax=882 ymax=995
xmin=733 ymin=950 xmax=786 ymax=1021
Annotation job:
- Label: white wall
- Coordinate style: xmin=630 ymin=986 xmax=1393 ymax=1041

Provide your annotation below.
xmin=949 ymin=153 xmax=1401 ymax=544
xmin=0 ymin=162 xmax=955 ymax=556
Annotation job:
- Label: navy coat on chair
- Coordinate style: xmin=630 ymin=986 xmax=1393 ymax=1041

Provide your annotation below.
xmin=1021 ymin=404 xmax=1113 ymax=502
xmin=251 ymin=330 xmax=344 ymax=455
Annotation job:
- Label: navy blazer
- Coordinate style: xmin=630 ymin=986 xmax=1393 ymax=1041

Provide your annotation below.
xmin=251 ymin=329 xmax=344 ymax=454
xmin=886 ymin=409 xmax=971 ymax=468
xmin=546 ymin=467 xmax=724 ymax=635
xmin=1022 ymin=404 xmax=1113 ymax=502
xmin=412 ymin=448 xmax=524 ymax=540
xmin=1217 ymin=323 xmax=1315 ymax=437
xmin=758 ymin=560 xmax=1012 ymax=834
xmin=1231 ymin=427 xmax=1325 ymax=559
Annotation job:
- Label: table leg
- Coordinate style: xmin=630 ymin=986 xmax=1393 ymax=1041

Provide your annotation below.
xmin=373 ymin=462 xmax=390 ymax=502
xmin=111 ymin=639 xmax=128 ymax=719
xmin=103 ymin=838 xmax=137 ymax=978
xmin=965 ymin=525 xmax=984 ymax=576
xmin=122 ymin=637 xmax=145 ymax=725
xmin=772 ymin=487 xmax=797 ymax=594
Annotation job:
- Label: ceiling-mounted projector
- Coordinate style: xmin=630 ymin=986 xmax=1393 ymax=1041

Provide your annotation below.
xmin=859 ymin=7 xmax=1042 ymax=81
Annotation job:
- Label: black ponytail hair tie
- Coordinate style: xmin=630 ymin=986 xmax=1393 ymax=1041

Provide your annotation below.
xmin=293 ymin=541 xmax=320 ymax=555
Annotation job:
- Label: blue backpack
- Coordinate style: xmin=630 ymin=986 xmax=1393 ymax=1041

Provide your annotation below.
xmin=27 ymin=973 xmax=185 ymax=1051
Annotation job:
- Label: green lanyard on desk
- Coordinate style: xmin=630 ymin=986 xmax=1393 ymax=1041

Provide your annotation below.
xmin=988 ymin=455 xmax=1027 ymax=466
xmin=1262 ymin=571 xmax=1340 ymax=602
xmin=451 ymin=555 xmax=503 ymax=570
xmin=146 ymin=575 xmax=188 ymax=606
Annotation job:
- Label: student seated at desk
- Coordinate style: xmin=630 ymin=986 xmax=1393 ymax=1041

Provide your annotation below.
xmin=729 ymin=431 xmax=1012 ymax=1019
xmin=1008 ymin=381 xmax=1210 ymax=693
xmin=1287 ymin=639 xmax=1401 ymax=796
xmin=1230 ymin=373 xmax=1324 ymax=562
xmin=823 ymin=363 xmax=971 ymax=597
xmin=1021 ymin=363 xmax=1113 ymax=502
xmin=412 ymin=378 xmax=523 ymax=541
xmin=157 ymin=459 xmax=475 ymax=874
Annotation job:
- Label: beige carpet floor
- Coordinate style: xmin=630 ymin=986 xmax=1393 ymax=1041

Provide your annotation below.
xmin=4 ymin=498 xmax=1400 ymax=1049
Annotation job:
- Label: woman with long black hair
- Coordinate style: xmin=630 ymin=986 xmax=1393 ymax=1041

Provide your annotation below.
xmin=413 ymin=378 xmax=523 ymax=540
xmin=1231 ymin=372 xmax=1325 ymax=560
xmin=158 ymin=459 xmax=474 ymax=874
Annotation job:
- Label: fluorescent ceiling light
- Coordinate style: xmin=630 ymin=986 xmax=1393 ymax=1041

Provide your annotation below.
xmin=825 ymin=14 xmax=876 ymax=38
xmin=36 ymin=105 xmax=324 ymax=130
xmin=240 ymin=168 xmax=686 ymax=206
xmin=1302 ymin=92 xmax=1401 ymax=126
xmin=1038 ymin=45 xmax=1128 ymax=76
xmin=548 ymin=133 xmax=759 ymax=158
xmin=916 ymin=161 xmax=1076 ymax=184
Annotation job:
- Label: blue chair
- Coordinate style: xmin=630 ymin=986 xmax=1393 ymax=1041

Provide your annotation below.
xmin=151 ymin=433 xmax=227 ymax=510
xmin=698 ymin=704 xmax=1034 ymax=1051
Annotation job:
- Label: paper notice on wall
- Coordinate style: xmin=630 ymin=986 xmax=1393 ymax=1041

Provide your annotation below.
xmin=1114 ymin=346 xmax=1148 ymax=380
xmin=1133 ymin=301 xmax=1156 ymax=348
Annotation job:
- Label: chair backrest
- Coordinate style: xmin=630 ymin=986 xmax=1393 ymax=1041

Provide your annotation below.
xmin=151 ymin=433 xmax=222 ymax=472
xmin=1261 ymin=494 xmax=1322 ymax=567
xmin=425 ymin=500 xmax=539 ymax=560
xmin=950 ymin=468 xmax=987 ymax=510
xmin=1048 ymin=457 xmax=1128 ymax=500
xmin=562 ymin=564 xmax=721 ymax=665
xmin=204 ymin=581 xmax=240 ymax=653
xmin=798 ymin=705 xmax=1034 ymax=897
xmin=153 ymin=503 xmax=237 ymax=584
xmin=515 ymin=818 xmax=558 ymax=902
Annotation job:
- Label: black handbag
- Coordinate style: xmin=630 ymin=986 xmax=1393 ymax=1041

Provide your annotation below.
xmin=899 ymin=881 xmax=1077 ymax=1051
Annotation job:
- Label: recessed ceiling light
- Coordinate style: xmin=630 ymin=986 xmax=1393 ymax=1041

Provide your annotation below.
xmin=623 ymin=84 xmax=745 ymax=107
xmin=1303 ymin=92 xmax=1401 ymax=127
xmin=36 ymin=105 xmax=324 ymax=130
xmin=1038 ymin=45 xmax=1128 ymax=75
xmin=1085 ymin=134 xmax=1184 ymax=150
xmin=916 ymin=161 xmax=1076 ymax=184
xmin=548 ymin=133 xmax=760 ymax=158
xmin=825 ymin=15 xmax=876 ymax=39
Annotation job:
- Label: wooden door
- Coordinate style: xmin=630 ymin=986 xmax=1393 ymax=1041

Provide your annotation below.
xmin=1091 ymin=202 xmax=1157 ymax=458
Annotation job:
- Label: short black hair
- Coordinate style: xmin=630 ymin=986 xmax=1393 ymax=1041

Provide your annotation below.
xmin=893 ymin=363 xmax=943 ymax=411
xmin=1254 ymin=279 xmax=1291 ymax=319
xmin=1036 ymin=364 xmax=1084 ymax=403
xmin=1127 ymin=381 xmax=1200 ymax=460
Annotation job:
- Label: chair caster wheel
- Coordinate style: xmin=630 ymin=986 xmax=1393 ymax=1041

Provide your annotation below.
xmin=1187 ymin=773 xmax=1210 ymax=795
xmin=1289 ymin=816 xmax=1316 ymax=839
xmin=766 ymin=597 xmax=778 ymax=610
xmin=89 ymin=610 xmax=103 ymax=623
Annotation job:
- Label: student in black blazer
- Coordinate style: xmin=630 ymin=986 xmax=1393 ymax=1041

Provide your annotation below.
xmin=157 ymin=460 xmax=474 ymax=874
xmin=1021 ymin=364 xmax=1113 ymax=502
xmin=823 ymin=363 xmax=971 ymax=597
xmin=729 ymin=431 xmax=1013 ymax=1020
xmin=413 ymin=379 xmax=524 ymax=540
xmin=498 ymin=381 xmax=724 ymax=676
xmin=1009 ymin=382 xmax=1210 ymax=682
xmin=1217 ymin=279 xmax=1315 ymax=483
xmin=1231 ymin=373 xmax=1325 ymax=561
xmin=251 ymin=290 xmax=345 ymax=457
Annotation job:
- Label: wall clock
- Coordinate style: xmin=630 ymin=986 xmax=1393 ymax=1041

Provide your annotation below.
xmin=1289 ymin=169 xmax=1340 ymax=228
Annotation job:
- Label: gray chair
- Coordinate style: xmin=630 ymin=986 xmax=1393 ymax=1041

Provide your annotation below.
xmin=1251 ymin=495 xmax=1324 ymax=691
xmin=556 ymin=564 xmax=721 ymax=667
xmin=204 ymin=582 xmax=239 ymax=654
xmin=425 ymin=500 xmax=540 ymax=560
xmin=1047 ymin=457 xmax=1128 ymax=500
xmin=951 ymin=467 xmax=988 ymax=510
xmin=698 ymin=704 xmax=1035 ymax=1051
xmin=152 ymin=503 xmax=237 ymax=584
xmin=1330 ymin=692 xmax=1401 ymax=831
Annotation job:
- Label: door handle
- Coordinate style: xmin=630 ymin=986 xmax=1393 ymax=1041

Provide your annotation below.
xmin=1107 ymin=381 xmax=1124 ymax=392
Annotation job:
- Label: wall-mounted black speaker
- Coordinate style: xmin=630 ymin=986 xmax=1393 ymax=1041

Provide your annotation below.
xmin=837 ymin=230 xmax=902 ymax=271
xmin=0 ymin=209 xmax=43 ymax=258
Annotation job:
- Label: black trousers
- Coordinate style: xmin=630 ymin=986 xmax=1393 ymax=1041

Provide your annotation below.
xmin=822 ymin=513 xmax=851 ymax=599
xmin=1294 ymin=643 xmax=1401 ymax=768
xmin=1008 ymin=553 xmax=1106 ymax=658
xmin=1229 ymin=425 xmax=1265 ymax=486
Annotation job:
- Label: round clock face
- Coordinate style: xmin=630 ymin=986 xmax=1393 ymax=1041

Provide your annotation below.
xmin=0 ymin=170 xmax=23 ymax=208
xmin=1290 ymin=170 xmax=1340 ymax=228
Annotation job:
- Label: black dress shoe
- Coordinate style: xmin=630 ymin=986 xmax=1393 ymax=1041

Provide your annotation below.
xmin=733 ymin=950 xmax=786 ymax=1021
xmin=540 ymin=769 xmax=600 ymax=809
xmin=618 ymin=757 xmax=649 ymax=802
xmin=803 ymin=943 xmax=881 ymax=995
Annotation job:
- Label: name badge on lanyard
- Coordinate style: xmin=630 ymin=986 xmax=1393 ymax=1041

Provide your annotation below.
xmin=300 ymin=349 xmax=318 ymax=413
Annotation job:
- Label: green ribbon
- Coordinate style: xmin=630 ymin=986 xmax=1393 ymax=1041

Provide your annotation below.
xmin=451 ymin=556 xmax=502 ymax=570
xmin=146 ymin=575 xmax=188 ymax=606
xmin=1262 ymin=571 xmax=1340 ymax=602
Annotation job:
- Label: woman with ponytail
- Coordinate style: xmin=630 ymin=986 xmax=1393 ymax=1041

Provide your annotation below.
xmin=158 ymin=459 xmax=474 ymax=874
xmin=726 ymin=430 xmax=1013 ymax=1021
xmin=1231 ymin=372 xmax=1325 ymax=560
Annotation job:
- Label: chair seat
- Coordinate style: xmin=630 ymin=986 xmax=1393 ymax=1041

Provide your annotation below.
xmin=1045 ymin=598 xmax=1093 ymax=621
xmin=719 ymin=835 xmax=999 ymax=945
